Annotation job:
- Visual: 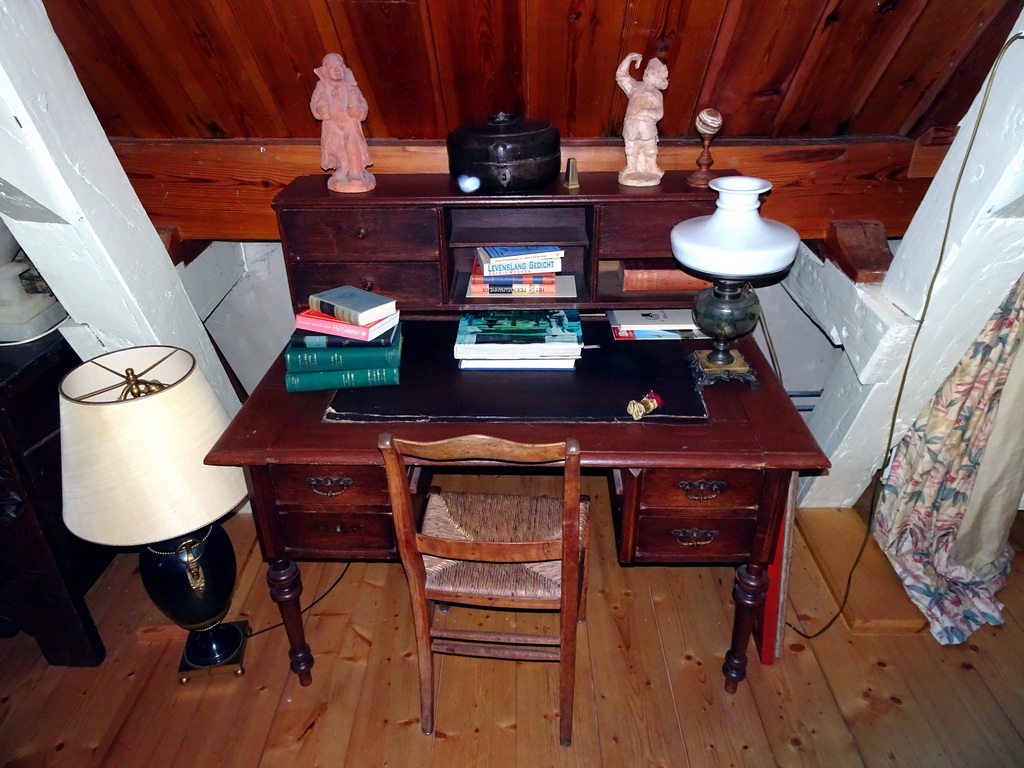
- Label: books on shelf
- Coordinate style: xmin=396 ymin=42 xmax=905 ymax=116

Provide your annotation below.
xmin=617 ymin=259 xmax=713 ymax=292
xmin=458 ymin=357 xmax=576 ymax=370
xmin=453 ymin=309 xmax=583 ymax=360
xmin=284 ymin=365 xmax=400 ymax=392
xmin=605 ymin=308 xmax=698 ymax=331
xmin=478 ymin=245 xmax=565 ymax=261
xmin=470 ymin=263 xmax=556 ymax=285
xmin=295 ymin=308 xmax=400 ymax=341
xmin=308 ymin=285 xmax=397 ymax=326
xmin=290 ymin=324 xmax=399 ymax=348
xmin=465 ymin=274 xmax=577 ymax=299
xmin=476 ymin=247 xmax=562 ymax=276
xmin=284 ymin=326 xmax=404 ymax=372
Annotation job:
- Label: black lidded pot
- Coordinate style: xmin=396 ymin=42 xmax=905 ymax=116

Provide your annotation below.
xmin=446 ymin=112 xmax=561 ymax=193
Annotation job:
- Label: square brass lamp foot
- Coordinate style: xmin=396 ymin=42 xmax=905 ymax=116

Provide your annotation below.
xmin=687 ymin=350 xmax=759 ymax=390
xmin=177 ymin=620 xmax=249 ymax=685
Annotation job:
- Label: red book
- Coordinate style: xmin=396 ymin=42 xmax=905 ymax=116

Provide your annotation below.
xmin=295 ymin=309 xmax=400 ymax=341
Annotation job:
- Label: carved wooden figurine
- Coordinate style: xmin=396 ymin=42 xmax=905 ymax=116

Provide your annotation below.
xmin=616 ymin=53 xmax=669 ymax=187
xmin=311 ymin=53 xmax=376 ymax=193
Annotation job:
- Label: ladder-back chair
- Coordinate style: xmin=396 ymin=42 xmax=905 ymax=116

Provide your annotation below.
xmin=377 ymin=433 xmax=590 ymax=746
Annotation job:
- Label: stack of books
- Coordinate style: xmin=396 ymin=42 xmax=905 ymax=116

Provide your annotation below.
xmin=468 ymin=245 xmax=577 ymax=299
xmin=285 ymin=286 xmax=402 ymax=392
xmin=453 ymin=309 xmax=584 ymax=370
xmin=606 ymin=308 xmax=709 ymax=341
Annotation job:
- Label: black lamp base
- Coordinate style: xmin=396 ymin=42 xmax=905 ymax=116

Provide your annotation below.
xmin=178 ymin=619 xmax=248 ymax=685
xmin=687 ymin=349 xmax=759 ymax=390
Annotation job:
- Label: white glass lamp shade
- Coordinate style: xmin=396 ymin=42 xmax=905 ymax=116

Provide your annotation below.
xmin=59 ymin=346 xmax=246 ymax=547
xmin=670 ymin=176 xmax=799 ymax=279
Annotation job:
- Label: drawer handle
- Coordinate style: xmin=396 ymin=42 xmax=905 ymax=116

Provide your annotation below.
xmin=361 ymin=280 xmax=375 ymax=292
xmin=355 ymin=227 xmax=369 ymax=239
xmin=0 ymin=489 xmax=23 ymax=520
xmin=671 ymin=527 xmax=719 ymax=547
xmin=677 ymin=479 xmax=727 ymax=501
xmin=306 ymin=476 xmax=354 ymax=496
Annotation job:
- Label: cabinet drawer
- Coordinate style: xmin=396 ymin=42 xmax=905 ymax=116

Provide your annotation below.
xmin=641 ymin=469 xmax=761 ymax=510
xmin=278 ymin=509 xmax=397 ymax=559
xmin=289 ymin=262 xmax=442 ymax=308
xmin=599 ymin=202 xmax=714 ymax=256
xmin=271 ymin=464 xmax=391 ymax=507
xmin=633 ymin=512 xmax=757 ymax=563
xmin=281 ymin=208 xmax=438 ymax=261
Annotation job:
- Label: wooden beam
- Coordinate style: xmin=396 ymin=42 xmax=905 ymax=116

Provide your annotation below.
xmin=822 ymin=220 xmax=894 ymax=283
xmin=112 ymin=137 xmax=944 ymax=242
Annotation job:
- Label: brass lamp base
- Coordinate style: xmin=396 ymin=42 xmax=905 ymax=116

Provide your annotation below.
xmin=177 ymin=620 xmax=248 ymax=685
xmin=687 ymin=349 xmax=759 ymax=390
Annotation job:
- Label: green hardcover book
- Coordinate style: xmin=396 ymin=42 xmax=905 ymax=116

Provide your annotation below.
xmin=284 ymin=365 xmax=400 ymax=393
xmin=284 ymin=328 xmax=403 ymax=372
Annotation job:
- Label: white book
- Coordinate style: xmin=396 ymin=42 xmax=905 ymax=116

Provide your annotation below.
xmin=477 ymin=249 xmax=563 ymax=276
xmin=458 ymin=358 xmax=577 ymax=370
xmin=605 ymin=308 xmax=698 ymax=331
xmin=478 ymin=244 xmax=565 ymax=262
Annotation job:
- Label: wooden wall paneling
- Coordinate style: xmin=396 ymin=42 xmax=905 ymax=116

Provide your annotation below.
xmin=111 ymin=136 xmax=937 ymax=242
xmin=851 ymin=0 xmax=1010 ymax=136
xmin=327 ymin=0 xmax=447 ymax=139
xmin=155 ymin=1 xmax=292 ymax=138
xmin=522 ymin=0 xmax=632 ymax=137
xmin=649 ymin=0 xmax=730 ymax=138
xmin=216 ymin=0 xmax=331 ymax=138
xmin=42 ymin=0 xmax=184 ymax=138
xmin=906 ymin=0 xmax=1024 ymax=137
xmin=773 ymin=0 xmax=929 ymax=137
xmin=697 ymin=0 xmax=832 ymax=137
xmin=426 ymin=0 xmax=525 ymax=128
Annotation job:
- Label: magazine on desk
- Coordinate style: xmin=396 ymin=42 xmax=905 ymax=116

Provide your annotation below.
xmin=453 ymin=309 xmax=584 ymax=359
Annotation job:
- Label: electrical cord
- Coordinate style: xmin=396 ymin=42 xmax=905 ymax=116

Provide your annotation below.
xmin=245 ymin=562 xmax=351 ymax=639
xmin=788 ymin=30 xmax=1024 ymax=640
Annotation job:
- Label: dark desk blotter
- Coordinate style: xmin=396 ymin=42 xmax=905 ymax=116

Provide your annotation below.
xmin=323 ymin=320 xmax=707 ymax=423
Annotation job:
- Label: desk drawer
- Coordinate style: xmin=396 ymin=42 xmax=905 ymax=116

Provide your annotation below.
xmin=640 ymin=469 xmax=761 ymax=510
xmin=271 ymin=465 xmax=391 ymax=507
xmin=289 ymin=262 xmax=442 ymax=307
xmin=281 ymin=208 xmax=439 ymax=261
xmin=632 ymin=511 xmax=756 ymax=563
xmin=278 ymin=509 xmax=396 ymax=559
xmin=598 ymin=202 xmax=713 ymax=256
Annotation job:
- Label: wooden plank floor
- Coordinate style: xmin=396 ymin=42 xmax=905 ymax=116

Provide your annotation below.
xmin=1 ymin=477 xmax=1022 ymax=767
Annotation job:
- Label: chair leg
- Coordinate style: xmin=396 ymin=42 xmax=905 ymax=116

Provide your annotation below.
xmin=558 ymin=624 xmax=578 ymax=747
xmin=412 ymin=600 xmax=436 ymax=735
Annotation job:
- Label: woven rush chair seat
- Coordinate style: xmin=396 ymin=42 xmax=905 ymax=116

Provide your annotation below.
xmin=422 ymin=491 xmax=590 ymax=601
xmin=378 ymin=433 xmax=590 ymax=747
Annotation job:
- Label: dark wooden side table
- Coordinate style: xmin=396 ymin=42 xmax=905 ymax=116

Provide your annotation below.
xmin=0 ymin=332 xmax=114 ymax=666
xmin=207 ymin=320 xmax=828 ymax=692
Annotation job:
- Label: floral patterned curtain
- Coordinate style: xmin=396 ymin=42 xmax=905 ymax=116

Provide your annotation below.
xmin=873 ymin=272 xmax=1024 ymax=644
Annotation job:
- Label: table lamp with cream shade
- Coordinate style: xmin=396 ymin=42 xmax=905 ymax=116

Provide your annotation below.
xmin=59 ymin=345 xmax=249 ymax=682
xmin=670 ymin=176 xmax=800 ymax=388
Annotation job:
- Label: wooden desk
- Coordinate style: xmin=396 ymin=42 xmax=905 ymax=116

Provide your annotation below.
xmin=207 ymin=320 xmax=828 ymax=693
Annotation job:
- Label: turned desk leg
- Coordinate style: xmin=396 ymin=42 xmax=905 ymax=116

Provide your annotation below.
xmin=723 ymin=562 xmax=769 ymax=693
xmin=267 ymin=558 xmax=314 ymax=686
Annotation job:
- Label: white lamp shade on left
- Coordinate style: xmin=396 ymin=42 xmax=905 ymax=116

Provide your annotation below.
xmin=59 ymin=346 xmax=247 ymax=546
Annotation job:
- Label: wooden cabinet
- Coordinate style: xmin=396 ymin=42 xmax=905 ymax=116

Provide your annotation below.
xmin=0 ymin=333 xmax=113 ymax=666
xmin=272 ymin=172 xmax=723 ymax=313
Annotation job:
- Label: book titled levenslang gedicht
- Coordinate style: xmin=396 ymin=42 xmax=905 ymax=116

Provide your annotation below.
xmin=453 ymin=309 xmax=583 ymax=359
xmin=476 ymin=248 xmax=562 ymax=276
xmin=308 ymin=285 xmax=397 ymax=326
xmin=284 ymin=327 xmax=403 ymax=372
xmin=284 ymin=365 xmax=400 ymax=392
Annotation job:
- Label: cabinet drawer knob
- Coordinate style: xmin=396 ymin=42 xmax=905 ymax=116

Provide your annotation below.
xmin=355 ymin=227 xmax=369 ymax=239
xmin=0 ymin=489 xmax=23 ymax=520
xmin=671 ymin=527 xmax=719 ymax=546
xmin=677 ymin=479 xmax=727 ymax=500
xmin=361 ymin=280 xmax=375 ymax=292
xmin=306 ymin=476 xmax=354 ymax=496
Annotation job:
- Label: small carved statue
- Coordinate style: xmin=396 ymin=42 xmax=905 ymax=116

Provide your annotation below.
xmin=311 ymin=53 xmax=376 ymax=193
xmin=616 ymin=53 xmax=669 ymax=187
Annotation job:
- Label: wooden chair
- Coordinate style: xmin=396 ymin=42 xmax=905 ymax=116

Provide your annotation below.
xmin=377 ymin=433 xmax=590 ymax=747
